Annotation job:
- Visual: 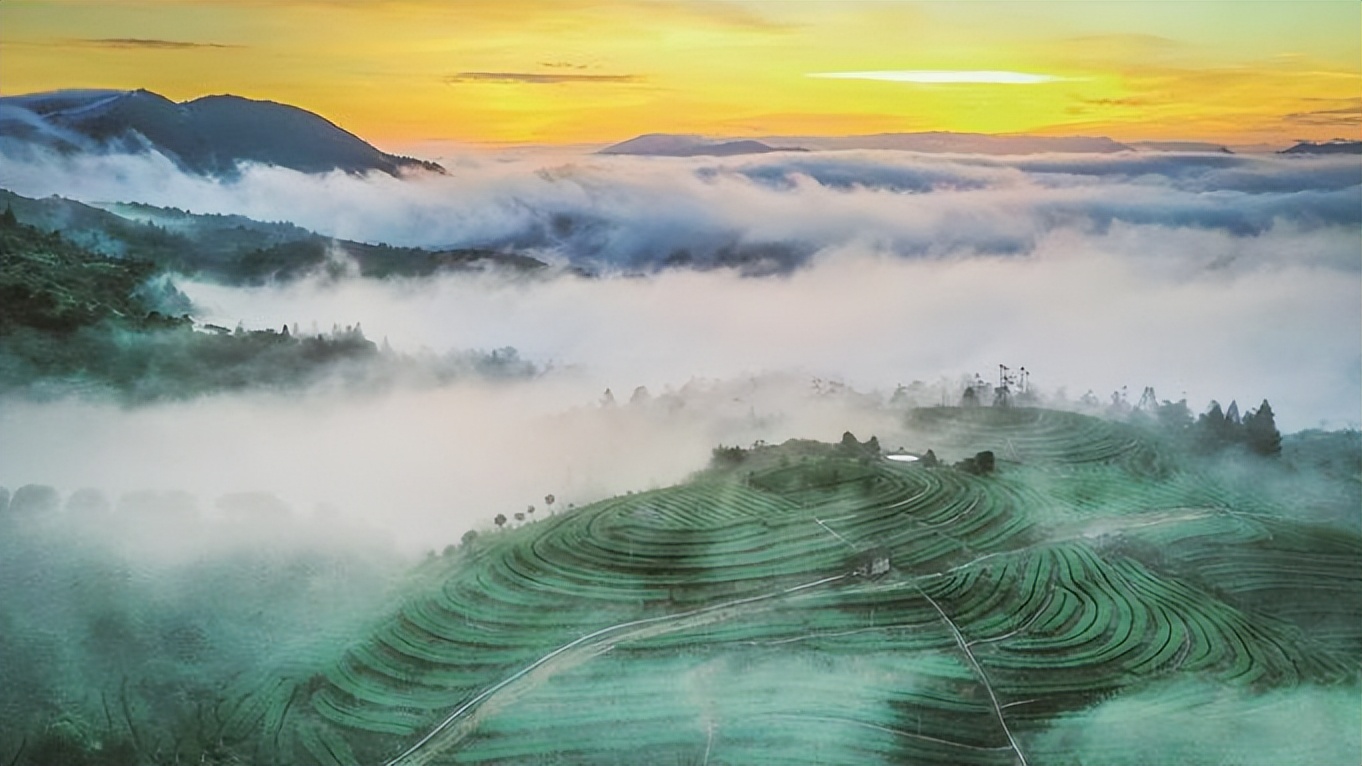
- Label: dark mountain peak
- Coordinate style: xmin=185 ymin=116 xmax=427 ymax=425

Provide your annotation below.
xmin=129 ymin=87 xmax=170 ymax=100
xmin=0 ymin=88 xmax=445 ymax=177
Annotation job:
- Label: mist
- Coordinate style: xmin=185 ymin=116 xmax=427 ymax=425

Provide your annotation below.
xmin=2 ymin=144 xmax=1359 ymax=554
xmin=0 ymin=145 xmax=1357 ymax=267
xmin=1023 ymin=679 xmax=1361 ymax=765
xmin=177 ymin=225 xmax=1359 ymax=431
xmin=0 ymin=374 xmax=908 ymax=552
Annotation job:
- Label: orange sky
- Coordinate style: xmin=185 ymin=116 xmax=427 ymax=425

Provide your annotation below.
xmin=1 ymin=1 xmax=1358 ymax=147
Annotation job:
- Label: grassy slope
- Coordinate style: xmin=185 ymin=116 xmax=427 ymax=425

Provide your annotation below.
xmin=192 ymin=407 xmax=1359 ymax=766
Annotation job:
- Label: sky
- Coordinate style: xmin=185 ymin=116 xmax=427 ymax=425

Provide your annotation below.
xmin=1 ymin=0 xmax=1359 ymax=147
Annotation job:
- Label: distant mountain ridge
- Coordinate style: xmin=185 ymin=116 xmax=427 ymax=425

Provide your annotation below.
xmin=598 ymin=134 xmax=807 ymax=157
xmin=1128 ymin=141 xmax=1233 ymax=154
xmin=601 ymin=131 xmax=1138 ymax=156
xmin=1279 ymin=139 xmax=1362 ymax=155
xmin=0 ymin=89 xmax=444 ymax=177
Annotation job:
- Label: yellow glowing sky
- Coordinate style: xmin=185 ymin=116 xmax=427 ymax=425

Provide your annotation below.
xmin=1 ymin=0 xmax=1358 ymax=148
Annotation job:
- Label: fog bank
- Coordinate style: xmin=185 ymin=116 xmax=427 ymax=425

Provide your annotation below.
xmin=179 ymin=236 xmax=1360 ymax=434
xmin=1 ymin=145 xmax=1356 ymax=551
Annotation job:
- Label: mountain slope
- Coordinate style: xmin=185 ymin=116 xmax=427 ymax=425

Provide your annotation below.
xmin=0 ymin=89 xmax=444 ymax=176
xmin=0 ymin=206 xmax=158 ymax=334
xmin=0 ymin=189 xmax=545 ymax=283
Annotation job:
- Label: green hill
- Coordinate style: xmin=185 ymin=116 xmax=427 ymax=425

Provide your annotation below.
xmin=0 ymin=204 xmax=161 ymax=334
xmin=0 ymin=189 xmax=546 ymax=284
xmin=8 ymin=407 xmax=1355 ymax=765
xmin=0 ymin=212 xmax=540 ymax=400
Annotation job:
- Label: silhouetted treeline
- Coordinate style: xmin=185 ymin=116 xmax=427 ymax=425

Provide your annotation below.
xmin=837 ymin=431 xmax=881 ymax=460
xmin=1 ymin=321 xmax=536 ymax=401
xmin=949 ymin=371 xmax=1286 ymax=461
xmin=1127 ymin=393 xmax=1282 ymax=458
xmin=710 ymin=444 xmax=750 ymax=467
xmin=1195 ymin=399 xmax=1282 ymax=457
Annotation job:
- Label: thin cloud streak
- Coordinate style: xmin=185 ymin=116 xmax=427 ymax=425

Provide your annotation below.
xmin=445 ymin=72 xmax=641 ymax=85
xmin=1283 ymin=104 xmax=1362 ymax=127
xmin=69 ymin=37 xmax=244 ymax=50
xmin=808 ymin=70 xmax=1076 ymax=84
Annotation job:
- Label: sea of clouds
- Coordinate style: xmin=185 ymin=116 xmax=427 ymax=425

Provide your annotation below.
xmin=0 ymin=146 xmax=1357 ymax=550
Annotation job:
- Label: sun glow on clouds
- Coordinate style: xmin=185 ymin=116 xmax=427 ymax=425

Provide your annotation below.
xmin=808 ymin=70 xmax=1075 ymax=85
xmin=0 ymin=1 xmax=1357 ymax=144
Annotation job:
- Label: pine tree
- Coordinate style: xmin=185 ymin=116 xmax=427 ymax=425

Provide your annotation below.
xmin=1200 ymin=400 xmax=1224 ymax=426
xmin=1156 ymin=399 xmax=1193 ymax=433
xmin=1244 ymin=399 xmax=1282 ymax=457
xmin=1196 ymin=401 xmax=1232 ymax=449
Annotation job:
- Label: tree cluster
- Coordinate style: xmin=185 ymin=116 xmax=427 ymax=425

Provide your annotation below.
xmin=1104 ymin=386 xmax=1282 ymax=460
xmin=954 ymin=451 xmax=996 ymax=475
xmin=837 ymin=431 xmax=881 ymax=460
xmin=1195 ymin=399 xmax=1282 ymax=457
xmin=710 ymin=444 xmax=750 ymax=467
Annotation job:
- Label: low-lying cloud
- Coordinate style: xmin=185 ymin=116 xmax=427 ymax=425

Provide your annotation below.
xmin=0 ymin=374 xmax=896 ymax=552
xmin=0 ymin=145 xmax=1357 ymax=551
xmin=177 ymin=233 xmax=1359 ymax=433
xmin=1 ymin=145 xmax=1357 ymax=268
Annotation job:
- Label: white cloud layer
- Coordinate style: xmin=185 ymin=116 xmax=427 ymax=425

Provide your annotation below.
xmin=2 ymin=146 xmax=1357 ymax=269
xmin=0 ymin=146 xmax=1357 ymax=551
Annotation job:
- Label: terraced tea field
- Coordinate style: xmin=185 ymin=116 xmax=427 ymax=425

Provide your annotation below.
xmin=87 ymin=408 xmax=1362 ymax=764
